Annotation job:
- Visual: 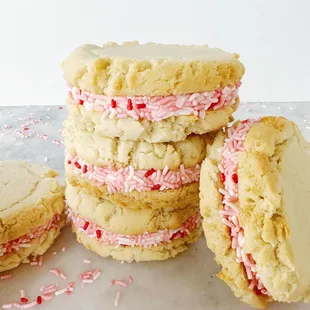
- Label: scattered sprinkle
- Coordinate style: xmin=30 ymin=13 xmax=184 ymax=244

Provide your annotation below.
xmin=0 ymin=274 xmax=12 ymax=280
xmin=114 ymin=292 xmax=121 ymax=307
xmin=114 ymin=280 xmax=128 ymax=288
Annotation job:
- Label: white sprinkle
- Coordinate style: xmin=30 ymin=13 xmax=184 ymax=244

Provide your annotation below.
xmin=55 ymin=287 xmax=67 ymax=296
xmin=114 ymin=291 xmax=121 ymax=307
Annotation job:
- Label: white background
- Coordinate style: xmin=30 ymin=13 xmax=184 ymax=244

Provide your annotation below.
xmin=0 ymin=0 xmax=309 ymax=106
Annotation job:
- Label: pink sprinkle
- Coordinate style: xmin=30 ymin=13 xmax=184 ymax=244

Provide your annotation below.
xmin=128 ymin=276 xmax=133 ymax=283
xmin=41 ymin=295 xmax=53 ymax=301
xmin=49 ymin=269 xmax=60 ymax=276
xmin=0 ymin=274 xmax=11 ymax=280
xmin=12 ymin=304 xmax=21 ymax=309
xmin=53 ymin=252 xmax=57 ymax=255
xmin=61 ymin=246 xmax=66 ymax=252
xmin=38 ymin=256 xmax=43 ymax=266
xmin=20 ymin=301 xmax=37 ymax=309
xmin=83 ymin=259 xmax=91 ymax=264
xmin=30 ymin=262 xmax=38 ymax=266
xmin=115 ymin=280 xmax=128 ymax=288
xmin=110 ymin=279 xmax=116 ymax=286
xmin=67 ymin=281 xmax=75 ymax=289
xmin=60 ymin=272 xmax=67 ymax=280
xmin=114 ymin=292 xmax=121 ymax=307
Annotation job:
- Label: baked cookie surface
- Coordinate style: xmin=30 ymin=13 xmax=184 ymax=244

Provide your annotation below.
xmin=63 ymin=116 xmax=213 ymax=170
xmin=62 ymin=42 xmax=245 ymax=97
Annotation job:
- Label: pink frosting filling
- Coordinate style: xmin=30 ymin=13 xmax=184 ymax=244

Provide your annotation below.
xmin=68 ymin=83 xmax=240 ymax=121
xmin=68 ymin=209 xmax=201 ymax=248
xmin=0 ymin=214 xmax=62 ymax=257
xmin=65 ymin=151 xmax=200 ymax=193
xmin=218 ymin=119 xmax=269 ymax=296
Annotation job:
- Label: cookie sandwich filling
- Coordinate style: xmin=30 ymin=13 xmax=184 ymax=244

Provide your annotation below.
xmin=0 ymin=214 xmax=62 ymax=257
xmin=68 ymin=83 xmax=240 ymax=121
xmin=65 ymin=152 xmax=200 ymax=193
xmin=218 ymin=119 xmax=269 ymax=296
xmin=68 ymin=209 xmax=201 ymax=248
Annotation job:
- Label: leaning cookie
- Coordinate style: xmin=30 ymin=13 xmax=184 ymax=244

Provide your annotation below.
xmin=62 ymin=42 xmax=243 ymax=143
xmin=0 ymin=161 xmax=66 ymax=272
xmin=199 ymin=117 xmax=310 ymax=308
xmin=64 ymin=124 xmax=214 ymax=209
xmin=66 ymin=183 xmax=201 ymax=262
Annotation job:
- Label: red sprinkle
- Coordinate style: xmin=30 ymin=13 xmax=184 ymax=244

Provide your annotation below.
xmin=59 ymin=106 xmax=63 ymax=110
xmin=74 ymin=162 xmax=81 ymax=169
xmin=67 ymin=160 xmax=72 ymax=164
xmin=220 ymin=173 xmax=226 ymax=183
xmin=144 ymin=168 xmax=156 ymax=178
xmin=232 ymin=174 xmax=238 ymax=183
xmin=127 ymin=99 xmax=133 ymax=110
xmin=136 ymin=103 xmax=146 ymax=109
xmin=82 ymin=165 xmax=88 ymax=173
xmin=79 ymin=100 xmax=84 ymax=105
xmin=96 ymin=230 xmax=102 ymax=239
xmin=20 ymin=297 xmax=28 ymax=303
xmin=151 ymin=184 xmax=161 ymax=191
xmin=23 ymin=127 xmax=29 ymax=131
xmin=111 ymin=99 xmax=117 ymax=108
xmin=36 ymin=296 xmax=42 ymax=304
xmin=83 ymin=221 xmax=90 ymax=230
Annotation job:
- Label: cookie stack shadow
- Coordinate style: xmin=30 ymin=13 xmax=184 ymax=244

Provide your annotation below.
xmin=62 ymin=42 xmax=244 ymax=262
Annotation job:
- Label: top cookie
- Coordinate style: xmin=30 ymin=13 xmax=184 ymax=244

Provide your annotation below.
xmin=62 ymin=42 xmax=245 ymax=96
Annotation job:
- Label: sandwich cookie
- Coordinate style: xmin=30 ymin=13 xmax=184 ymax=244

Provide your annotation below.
xmin=0 ymin=161 xmax=66 ymax=272
xmin=200 ymin=117 xmax=310 ymax=308
xmin=63 ymin=119 xmax=214 ymax=209
xmin=62 ymin=42 xmax=244 ymax=142
xmin=66 ymin=183 xmax=201 ymax=262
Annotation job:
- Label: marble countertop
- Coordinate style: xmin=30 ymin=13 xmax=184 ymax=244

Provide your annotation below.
xmin=0 ymin=102 xmax=309 ymax=310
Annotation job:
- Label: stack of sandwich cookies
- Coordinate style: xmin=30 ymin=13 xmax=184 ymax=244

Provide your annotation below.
xmin=200 ymin=117 xmax=310 ymax=308
xmin=0 ymin=161 xmax=66 ymax=272
xmin=63 ymin=129 xmax=209 ymax=261
xmin=62 ymin=42 xmax=244 ymax=261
